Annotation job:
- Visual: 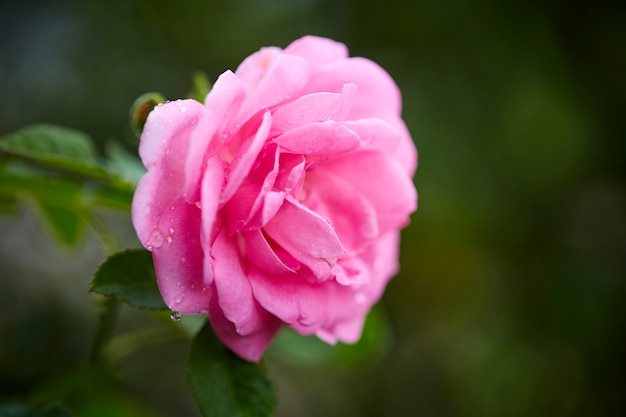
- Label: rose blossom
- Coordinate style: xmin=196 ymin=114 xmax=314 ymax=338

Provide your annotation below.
xmin=132 ymin=35 xmax=417 ymax=361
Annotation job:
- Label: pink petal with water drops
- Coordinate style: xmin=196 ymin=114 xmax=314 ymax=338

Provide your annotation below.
xmin=132 ymin=99 xmax=204 ymax=246
xmin=183 ymin=70 xmax=247 ymax=203
xmin=270 ymin=83 xmax=356 ymax=135
xmin=235 ymin=47 xmax=282 ymax=91
xmin=237 ymin=54 xmax=309 ymax=121
xmin=274 ymin=121 xmax=360 ymax=156
xmin=150 ymin=197 xmax=211 ymax=314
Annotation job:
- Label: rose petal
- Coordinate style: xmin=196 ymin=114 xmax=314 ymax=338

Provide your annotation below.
xmin=320 ymin=150 xmax=416 ymax=234
xmin=183 ymin=70 xmax=247 ymax=202
xmin=132 ymin=100 xmax=204 ymax=245
xmin=274 ymin=121 xmax=360 ymax=155
xmin=237 ymin=54 xmax=309 ymax=121
xmin=274 ymin=153 xmax=305 ymax=194
xmin=223 ymin=143 xmax=279 ymax=233
xmin=208 ymin=293 xmax=281 ymax=362
xmin=200 ymin=157 xmax=225 ymax=285
xmin=304 ymin=168 xmax=379 ymax=252
xmin=302 ymin=57 xmax=402 ymax=122
xmin=284 ymin=35 xmax=348 ymax=69
xmin=149 ymin=197 xmax=211 ymax=314
xmin=248 ymin=267 xmax=367 ymax=337
xmin=388 ymin=115 xmax=418 ymax=176
xmin=138 ymin=99 xmax=204 ymax=168
xmin=263 ymin=197 xmax=345 ymax=281
xmin=341 ymin=118 xmax=401 ymax=153
xmin=270 ymin=83 xmax=356 ymax=135
xmin=316 ymin=314 xmax=365 ymax=344
xmin=210 ymin=230 xmax=277 ymax=336
xmin=243 ymin=229 xmax=297 ymax=275
xmin=221 ymin=111 xmax=272 ymax=204
xmin=235 ymin=47 xmax=282 ymax=91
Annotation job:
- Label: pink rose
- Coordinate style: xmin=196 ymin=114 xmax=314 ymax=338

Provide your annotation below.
xmin=132 ymin=36 xmax=417 ymax=361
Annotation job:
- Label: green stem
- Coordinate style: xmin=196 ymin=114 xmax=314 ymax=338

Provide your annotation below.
xmin=104 ymin=326 xmax=185 ymax=364
xmin=83 ymin=209 xmax=121 ymax=365
xmin=89 ymin=296 xmax=119 ymax=364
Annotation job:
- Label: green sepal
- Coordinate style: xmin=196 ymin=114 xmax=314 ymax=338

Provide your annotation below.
xmin=129 ymin=92 xmax=166 ymax=137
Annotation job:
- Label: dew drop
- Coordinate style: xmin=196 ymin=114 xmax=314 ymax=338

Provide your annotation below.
xmin=195 ymin=201 xmax=202 ymax=209
xmin=170 ymin=311 xmax=181 ymax=321
xmin=166 ymin=235 xmax=173 ymax=244
xmin=169 ymin=227 xmax=174 ymax=234
xmin=175 ymin=294 xmax=184 ymax=304
xmin=175 ymin=101 xmax=187 ymax=113
xmin=147 ymin=229 xmax=164 ymax=249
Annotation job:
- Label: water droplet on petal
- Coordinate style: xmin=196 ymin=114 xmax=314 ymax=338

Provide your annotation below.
xmin=169 ymin=227 xmax=174 ymax=234
xmin=170 ymin=311 xmax=181 ymax=321
xmin=166 ymin=235 xmax=173 ymax=243
xmin=175 ymin=101 xmax=187 ymax=113
xmin=175 ymin=294 xmax=184 ymax=304
xmin=148 ymin=229 xmax=164 ymax=249
xmin=195 ymin=201 xmax=202 ymax=209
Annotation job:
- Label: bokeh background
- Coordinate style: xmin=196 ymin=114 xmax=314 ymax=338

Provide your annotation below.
xmin=1 ymin=0 xmax=625 ymax=416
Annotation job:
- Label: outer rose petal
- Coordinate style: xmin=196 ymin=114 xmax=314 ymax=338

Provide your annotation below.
xmin=184 ymin=70 xmax=247 ymax=203
xmin=302 ymin=57 xmax=402 ymax=123
xmin=319 ymin=150 xmax=417 ymax=234
xmin=132 ymin=99 xmax=204 ymax=245
xmin=283 ymin=35 xmax=348 ymax=69
xmin=237 ymin=54 xmax=309 ymax=121
xmin=208 ymin=292 xmax=281 ymax=362
xmin=248 ymin=266 xmax=368 ymax=339
xmin=149 ymin=197 xmax=211 ymax=314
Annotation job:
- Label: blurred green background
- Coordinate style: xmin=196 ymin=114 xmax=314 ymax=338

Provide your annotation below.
xmin=1 ymin=0 xmax=625 ymax=416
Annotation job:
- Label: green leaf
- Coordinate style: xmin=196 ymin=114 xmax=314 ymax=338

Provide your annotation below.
xmin=188 ymin=71 xmax=212 ymax=103
xmin=0 ymin=171 xmax=87 ymax=247
xmin=91 ymin=249 xmax=167 ymax=310
xmin=188 ymin=323 xmax=277 ymax=417
xmin=36 ymin=201 xmax=85 ymax=247
xmin=105 ymin=142 xmax=146 ymax=186
xmin=0 ymin=187 xmax=18 ymax=214
xmin=0 ymin=402 xmax=75 ymax=417
xmin=0 ymin=124 xmax=109 ymax=181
